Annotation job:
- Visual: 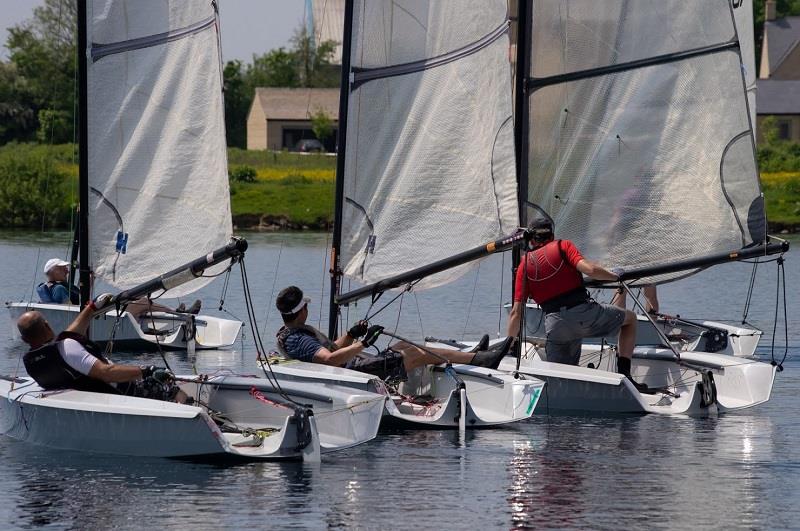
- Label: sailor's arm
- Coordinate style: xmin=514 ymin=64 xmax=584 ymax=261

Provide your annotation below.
xmin=64 ymin=299 xmax=101 ymax=336
xmin=312 ymin=342 xmax=366 ymax=366
xmin=88 ymin=361 xmax=145 ymax=383
xmin=576 ymin=259 xmax=618 ymax=281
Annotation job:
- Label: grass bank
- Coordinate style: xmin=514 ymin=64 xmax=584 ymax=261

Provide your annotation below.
xmin=0 ymin=143 xmax=798 ymax=232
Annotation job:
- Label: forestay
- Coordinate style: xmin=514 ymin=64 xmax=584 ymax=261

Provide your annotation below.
xmin=339 ymin=0 xmax=519 ymax=290
xmin=523 ymin=0 xmax=766 ymax=285
xmin=86 ymin=0 xmax=232 ymax=296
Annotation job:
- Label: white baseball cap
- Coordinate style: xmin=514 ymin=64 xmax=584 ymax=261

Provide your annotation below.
xmin=44 ymin=258 xmax=70 ymax=274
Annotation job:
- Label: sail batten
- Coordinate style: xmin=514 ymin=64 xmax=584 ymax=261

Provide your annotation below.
xmin=86 ymin=0 xmax=232 ymax=296
xmin=339 ymin=0 xmax=519 ymax=291
xmin=523 ymin=0 xmax=765 ymax=285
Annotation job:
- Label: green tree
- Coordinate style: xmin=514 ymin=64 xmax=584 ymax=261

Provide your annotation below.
xmin=247 ymin=48 xmax=298 ymax=89
xmin=223 ymin=60 xmax=249 ymax=148
xmin=289 ymin=26 xmax=338 ymax=88
xmin=4 ymin=0 xmax=77 ymax=144
xmin=310 ymin=107 xmax=333 ymax=145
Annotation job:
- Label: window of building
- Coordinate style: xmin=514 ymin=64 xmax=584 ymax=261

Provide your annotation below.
xmin=778 ymin=120 xmax=792 ymax=141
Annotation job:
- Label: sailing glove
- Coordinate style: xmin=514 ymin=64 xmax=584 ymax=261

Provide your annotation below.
xmin=610 ymin=267 xmax=625 ymax=280
xmin=141 ymin=366 xmax=174 ymax=383
xmin=91 ymin=292 xmax=115 ymax=311
xmin=361 ymin=325 xmax=384 ymax=348
xmin=348 ymin=320 xmax=369 ymax=339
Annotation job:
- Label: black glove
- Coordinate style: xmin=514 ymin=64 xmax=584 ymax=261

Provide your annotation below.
xmin=361 ymin=325 xmax=384 ymax=347
xmin=140 ymin=365 xmax=173 ymax=383
xmin=348 ymin=320 xmax=368 ymax=339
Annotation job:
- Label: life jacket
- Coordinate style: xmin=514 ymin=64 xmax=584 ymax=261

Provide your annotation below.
xmin=522 ymin=240 xmax=586 ymax=305
xmin=23 ymin=331 xmax=119 ymax=394
xmin=36 ymin=281 xmax=80 ymax=304
xmin=275 ymin=324 xmax=337 ymax=360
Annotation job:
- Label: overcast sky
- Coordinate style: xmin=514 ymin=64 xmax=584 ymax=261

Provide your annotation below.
xmin=0 ymin=0 xmax=306 ymax=62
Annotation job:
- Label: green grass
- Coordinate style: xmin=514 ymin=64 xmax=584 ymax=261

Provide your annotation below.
xmin=761 ymin=172 xmax=800 ymax=226
xmin=231 ymin=176 xmax=334 ymax=227
xmin=227 ymin=148 xmax=336 ymax=172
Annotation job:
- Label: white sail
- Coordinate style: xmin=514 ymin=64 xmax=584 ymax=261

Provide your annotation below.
xmin=339 ymin=0 xmax=519 ymax=290
xmin=524 ymin=0 xmax=765 ymax=284
xmin=733 ymin=0 xmax=757 ymax=130
xmin=86 ymin=0 xmax=232 ymax=296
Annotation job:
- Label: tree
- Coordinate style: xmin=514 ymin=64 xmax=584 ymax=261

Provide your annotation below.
xmin=289 ymin=26 xmax=338 ymax=88
xmin=310 ymin=107 xmax=333 ymax=145
xmin=223 ymin=60 xmax=249 ymax=148
xmin=247 ymin=48 xmax=298 ymax=89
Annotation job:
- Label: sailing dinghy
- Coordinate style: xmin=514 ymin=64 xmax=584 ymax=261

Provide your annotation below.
xmin=6 ymin=0 xmax=244 ymax=351
xmin=258 ymin=0 xmax=545 ymax=429
xmin=1 ymin=241 xmax=386 ymax=460
xmin=489 ymin=0 xmax=789 ymax=415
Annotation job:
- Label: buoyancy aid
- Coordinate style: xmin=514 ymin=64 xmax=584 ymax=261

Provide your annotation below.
xmin=523 ymin=240 xmax=586 ymax=305
xmin=275 ymin=324 xmax=337 ymax=359
xmin=23 ymin=331 xmax=119 ymax=394
xmin=36 ymin=281 xmax=80 ymax=304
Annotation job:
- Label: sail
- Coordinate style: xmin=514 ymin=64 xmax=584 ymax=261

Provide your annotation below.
xmin=86 ymin=0 xmax=232 ymax=296
xmin=733 ymin=0 xmax=757 ymax=130
xmin=338 ymin=0 xmax=519 ymax=290
xmin=523 ymin=0 xmax=766 ymax=284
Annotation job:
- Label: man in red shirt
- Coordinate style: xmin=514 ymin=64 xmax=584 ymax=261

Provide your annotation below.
xmin=507 ymin=219 xmax=645 ymax=390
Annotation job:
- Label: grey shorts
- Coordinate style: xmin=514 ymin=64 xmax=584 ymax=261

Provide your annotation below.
xmin=345 ymin=349 xmax=407 ymax=383
xmin=543 ymin=302 xmax=626 ymax=365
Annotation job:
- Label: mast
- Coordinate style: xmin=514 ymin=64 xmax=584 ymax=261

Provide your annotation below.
xmin=327 ymin=0 xmax=355 ymax=338
xmin=511 ymin=0 xmax=532 ymax=297
xmin=77 ymin=0 xmax=90 ymax=308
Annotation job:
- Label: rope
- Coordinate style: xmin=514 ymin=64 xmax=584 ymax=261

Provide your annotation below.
xmin=741 ymin=259 xmax=758 ymax=326
xmin=461 ymin=261 xmax=482 ymax=341
xmin=770 ymin=256 xmax=789 ymax=371
xmin=260 ymin=236 xmax=284 ymax=338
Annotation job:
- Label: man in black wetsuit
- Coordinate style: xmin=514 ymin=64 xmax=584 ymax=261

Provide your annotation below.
xmin=17 ymin=296 xmax=185 ymax=401
xmin=275 ymin=286 xmax=506 ymax=383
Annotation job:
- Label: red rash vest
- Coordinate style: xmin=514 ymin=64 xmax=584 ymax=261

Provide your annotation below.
xmin=514 ymin=239 xmax=585 ymax=304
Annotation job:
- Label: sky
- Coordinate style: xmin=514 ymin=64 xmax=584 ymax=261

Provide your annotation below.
xmin=0 ymin=0 xmax=306 ymax=62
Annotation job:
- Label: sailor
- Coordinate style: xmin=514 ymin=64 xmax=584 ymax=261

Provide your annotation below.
xmin=274 ymin=286 xmax=507 ymax=382
xmin=17 ymin=295 xmax=186 ymax=402
xmin=506 ymin=218 xmax=647 ymax=391
xmin=37 ymin=258 xmax=80 ymax=304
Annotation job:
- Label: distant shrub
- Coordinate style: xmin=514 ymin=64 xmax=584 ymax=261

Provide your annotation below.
xmin=280 ymin=174 xmax=312 ymax=185
xmin=0 ymin=145 xmax=73 ymax=228
xmin=229 ymin=164 xmax=257 ymax=182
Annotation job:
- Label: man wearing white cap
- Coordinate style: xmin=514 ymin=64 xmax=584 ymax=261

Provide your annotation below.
xmin=37 ymin=258 xmax=79 ymax=304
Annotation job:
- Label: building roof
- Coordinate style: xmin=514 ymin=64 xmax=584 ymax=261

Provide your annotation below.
xmin=756 ymin=79 xmax=800 ymax=114
xmin=253 ymin=88 xmax=339 ymax=121
xmin=764 ymin=16 xmax=800 ymax=76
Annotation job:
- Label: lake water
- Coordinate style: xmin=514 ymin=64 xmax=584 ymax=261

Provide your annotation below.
xmin=0 ymin=231 xmax=797 ymax=530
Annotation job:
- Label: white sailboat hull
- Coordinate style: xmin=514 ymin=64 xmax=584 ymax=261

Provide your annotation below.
xmin=494 ymin=341 xmax=775 ymax=416
xmin=6 ymin=302 xmax=242 ymax=351
xmin=0 ymin=374 xmax=385 ymax=459
xmin=510 ymin=303 xmax=762 ymax=357
xmin=257 ymin=359 xmax=545 ymax=428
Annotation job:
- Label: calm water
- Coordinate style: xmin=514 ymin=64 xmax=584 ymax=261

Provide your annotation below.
xmin=0 ymin=231 xmax=797 ymax=530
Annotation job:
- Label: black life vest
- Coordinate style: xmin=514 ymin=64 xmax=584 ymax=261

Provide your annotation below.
xmin=23 ymin=331 xmax=119 ymax=394
xmin=275 ymin=324 xmax=337 ymax=360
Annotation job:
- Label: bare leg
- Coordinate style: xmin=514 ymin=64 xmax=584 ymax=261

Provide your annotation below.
xmin=617 ymin=309 xmax=637 ymax=359
xmin=611 ymin=288 xmax=626 ymax=308
xmin=390 ymin=341 xmax=475 ymax=371
xmin=126 ymin=298 xmax=175 ymax=318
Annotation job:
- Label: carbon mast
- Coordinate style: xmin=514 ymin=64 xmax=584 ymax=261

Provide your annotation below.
xmin=327 ymin=0 xmax=355 ymax=338
xmin=77 ymin=0 xmax=90 ymax=307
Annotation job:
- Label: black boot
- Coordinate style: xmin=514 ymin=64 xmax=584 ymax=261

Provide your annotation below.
xmin=469 ymin=334 xmax=490 ymax=353
xmin=617 ymin=356 xmax=650 ymax=393
xmin=470 ymin=337 xmax=513 ymax=370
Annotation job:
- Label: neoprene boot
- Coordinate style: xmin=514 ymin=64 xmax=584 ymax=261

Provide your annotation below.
xmin=470 ymin=337 xmax=513 ymax=370
xmin=617 ymin=356 xmax=650 ymax=393
xmin=469 ymin=334 xmax=490 ymax=353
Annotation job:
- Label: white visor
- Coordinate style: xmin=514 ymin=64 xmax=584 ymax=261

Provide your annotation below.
xmin=282 ymin=297 xmax=310 ymax=315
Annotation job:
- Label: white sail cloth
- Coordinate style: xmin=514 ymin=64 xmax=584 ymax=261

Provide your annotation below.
xmin=339 ymin=0 xmax=519 ymax=290
xmin=525 ymin=0 xmax=765 ymax=284
xmin=87 ymin=0 xmax=232 ymax=297
xmin=733 ymin=0 xmax=757 ymax=130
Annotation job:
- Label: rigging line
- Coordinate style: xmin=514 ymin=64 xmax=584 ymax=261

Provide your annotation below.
xmin=363 ymin=281 xmax=419 ymax=322
xmin=742 ymin=259 xmax=758 ymax=325
xmin=145 ymin=295 xmax=174 ymax=373
xmin=770 ymin=257 xmax=789 ymax=371
xmin=497 ymin=252 xmax=505 ymax=337
xmin=260 ymin=236 xmax=284 ymax=339
xmin=413 ymin=291 xmax=425 ymax=339
xmin=318 ymin=232 xmax=330 ymax=328
xmin=461 ymin=261 xmax=482 ymax=341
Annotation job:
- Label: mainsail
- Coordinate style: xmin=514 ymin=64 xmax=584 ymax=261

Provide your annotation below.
xmin=337 ymin=0 xmax=519 ymax=291
xmin=522 ymin=0 xmax=766 ymax=284
xmin=86 ymin=0 xmax=232 ymax=296
xmin=733 ymin=0 xmax=757 ymax=129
